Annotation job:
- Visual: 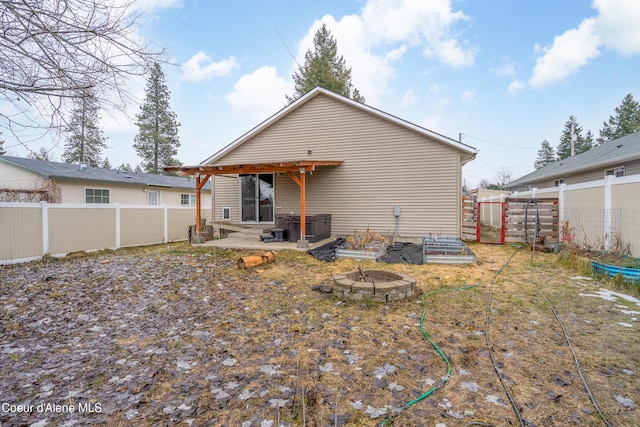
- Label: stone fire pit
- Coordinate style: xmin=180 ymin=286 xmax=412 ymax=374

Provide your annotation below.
xmin=333 ymin=269 xmax=417 ymax=302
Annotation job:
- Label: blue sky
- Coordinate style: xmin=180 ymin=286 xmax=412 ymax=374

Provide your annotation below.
xmin=6 ymin=0 xmax=640 ymax=188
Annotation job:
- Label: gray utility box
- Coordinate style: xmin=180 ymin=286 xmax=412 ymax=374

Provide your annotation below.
xmin=423 ymin=237 xmax=477 ymax=264
xmin=275 ymin=214 xmax=331 ymax=243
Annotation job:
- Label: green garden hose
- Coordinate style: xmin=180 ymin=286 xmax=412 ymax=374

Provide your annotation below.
xmin=380 ymin=250 xmax=521 ymax=426
xmin=379 ymin=283 xmax=481 ymax=426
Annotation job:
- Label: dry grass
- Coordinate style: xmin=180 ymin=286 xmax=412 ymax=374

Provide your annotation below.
xmin=1 ymin=242 xmax=639 ymax=426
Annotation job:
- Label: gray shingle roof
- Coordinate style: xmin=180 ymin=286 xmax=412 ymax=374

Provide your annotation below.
xmin=0 ymin=156 xmax=210 ymax=191
xmin=508 ymin=131 xmax=640 ymax=188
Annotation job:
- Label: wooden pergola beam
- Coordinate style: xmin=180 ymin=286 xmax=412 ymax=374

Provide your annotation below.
xmin=165 ymin=160 xmax=343 ymax=242
xmin=165 ymin=160 xmax=343 ymax=177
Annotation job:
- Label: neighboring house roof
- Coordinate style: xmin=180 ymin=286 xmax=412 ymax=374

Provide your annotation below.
xmin=202 ymin=86 xmax=477 ymax=165
xmin=0 ymin=156 xmax=210 ymax=191
xmin=508 ymin=131 xmax=640 ymax=188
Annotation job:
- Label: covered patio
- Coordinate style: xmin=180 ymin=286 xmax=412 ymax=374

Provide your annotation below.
xmin=165 ymin=160 xmax=343 ymax=247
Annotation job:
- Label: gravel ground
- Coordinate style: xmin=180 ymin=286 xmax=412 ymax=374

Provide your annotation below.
xmin=1 ymin=243 xmax=639 ymax=426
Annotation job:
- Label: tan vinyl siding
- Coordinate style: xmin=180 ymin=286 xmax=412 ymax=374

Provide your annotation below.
xmin=211 ymin=94 xmax=464 ymax=237
xmin=212 ymin=175 xmax=240 ymax=222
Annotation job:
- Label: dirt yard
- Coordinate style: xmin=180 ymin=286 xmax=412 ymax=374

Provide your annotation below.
xmin=1 ymin=242 xmax=638 ymax=426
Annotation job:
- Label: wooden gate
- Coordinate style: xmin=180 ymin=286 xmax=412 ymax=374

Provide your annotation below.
xmin=462 ymin=196 xmax=559 ymax=244
xmin=505 ymin=197 xmax=559 ymax=243
xmin=462 ymin=196 xmax=477 ymax=241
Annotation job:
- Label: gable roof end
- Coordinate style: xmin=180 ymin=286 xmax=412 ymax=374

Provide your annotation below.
xmin=202 ymin=87 xmax=477 ymax=165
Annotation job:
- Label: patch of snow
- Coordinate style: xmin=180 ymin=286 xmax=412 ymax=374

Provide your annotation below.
xmin=616 ymin=395 xmax=636 ymax=408
xmin=350 ymin=400 xmax=363 ymax=410
xmin=461 ymin=381 xmax=479 ymax=392
xmin=438 ymin=398 xmax=452 ymax=409
xmin=388 ymin=382 xmax=404 ymax=391
xmin=221 ymin=357 xmax=237 ymax=366
xmin=259 ymin=365 xmax=281 ymax=376
xmin=365 ymin=405 xmax=388 ymax=418
xmin=214 ymin=390 xmax=230 ymax=400
xmin=579 ymin=288 xmax=640 ymax=306
xmin=269 ymin=398 xmax=289 ymax=408
xmin=238 ymin=388 xmax=255 ymax=401
xmin=319 ymin=362 xmax=333 ymax=373
xmin=617 ymin=322 xmax=633 ymax=328
xmin=486 ymin=395 xmax=507 ymax=407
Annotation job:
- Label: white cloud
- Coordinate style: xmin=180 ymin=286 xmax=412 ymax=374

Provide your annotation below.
xmin=508 ymin=79 xmax=525 ymax=96
xmin=181 ymin=52 xmax=237 ymax=82
xmin=132 ymin=0 xmax=183 ymax=11
xmin=592 ymin=0 xmax=640 ymax=55
xmin=461 ymin=90 xmax=476 ymax=103
xmin=528 ymin=0 xmax=640 ymax=88
xmin=224 ymin=66 xmax=292 ymax=120
xmin=292 ymin=0 xmax=476 ymax=105
xmin=494 ymin=60 xmax=516 ymax=77
xmin=401 ymin=90 xmax=416 ymax=106
xmin=529 ymin=18 xmax=600 ymax=88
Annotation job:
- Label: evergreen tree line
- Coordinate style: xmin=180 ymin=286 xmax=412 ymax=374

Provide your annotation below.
xmin=534 ymin=94 xmax=640 ymax=169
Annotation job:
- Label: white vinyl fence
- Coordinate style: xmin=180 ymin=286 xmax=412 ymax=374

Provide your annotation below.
xmin=0 ymin=202 xmax=211 ymax=264
xmin=507 ymin=174 xmax=640 ymax=257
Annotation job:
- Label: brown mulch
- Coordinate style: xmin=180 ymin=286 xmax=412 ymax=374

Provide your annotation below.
xmin=0 ymin=242 xmax=638 ymax=426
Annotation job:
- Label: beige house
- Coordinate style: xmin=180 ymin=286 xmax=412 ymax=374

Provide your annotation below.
xmin=0 ymin=155 xmax=210 ymax=206
xmin=170 ymin=87 xmax=477 ymax=241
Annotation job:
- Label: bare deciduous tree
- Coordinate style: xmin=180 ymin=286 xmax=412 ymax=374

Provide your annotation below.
xmin=0 ymin=0 xmax=163 ymax=151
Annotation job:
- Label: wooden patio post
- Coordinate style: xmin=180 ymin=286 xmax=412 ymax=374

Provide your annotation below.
xmin=195 ymin=174 xmax=211 ymax=234
xmin=195 ymin=175 xmax=202 ymax=234
xmin=299 ymin=167 xmax=306 ymax=244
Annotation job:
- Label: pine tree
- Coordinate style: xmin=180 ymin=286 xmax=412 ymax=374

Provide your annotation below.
xmin=287 ymin=23 xmax=365 ymax=104
xmin=534 ymin=140 xmax=555 ymax=169
xmin=0 ymin=133 xmax=6 ymax=155
xmin=557 ymin=116 xmax=590 ymax=160
xmin=101 ymin=158 xmax=112 ymax=169
xmin=598 ymin=93 xmax=640 ymax=143
xmin=62 ymin=89 xmax=107 ymax=166
xmin=118 ymin=163 xmax=134 ymax=172
xmin=134 ymin=62 xmax=181 ymax=174
xmin=29 ymin=147 xmax=51 ymax=161
xmin=579 ymin=130 xmax=595 ymax=153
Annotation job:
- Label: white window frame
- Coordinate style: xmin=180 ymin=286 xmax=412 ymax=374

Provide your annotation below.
xmin=180 ymin=193 xmax=196 ymax=207
xmin=604 ymin=166 xmax=625 ymax=177
xmin=554 ymin=178 xmax=564 ymax=187
xmin=147 ymin=190 xmax=160 ymax=206
xmin=85 ymin=188 xmax=110 ymax=204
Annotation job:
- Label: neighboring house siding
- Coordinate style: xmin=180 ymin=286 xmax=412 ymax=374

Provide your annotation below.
xmin=211 ymin=94 xmax=464 ymax=237
xmin=0 ymin=164 xmax=41 ymax=189
xmin=521 ymin=158 xmax=640 ymax=191
xmin=51 ymin=180 xmax=203 ymax=205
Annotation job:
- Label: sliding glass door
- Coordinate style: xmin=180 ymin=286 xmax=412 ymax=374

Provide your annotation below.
xmin=240 ymin=173 xmax=274 ymax=223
